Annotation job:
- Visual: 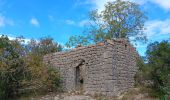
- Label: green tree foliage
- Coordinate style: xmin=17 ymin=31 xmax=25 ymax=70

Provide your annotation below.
xmin=66 ymin=35 xmax=89 ymax=48
xmin=135 ymin=57 xmax=152 ymax=87
xmin=26 ymin=37 xmax=62 ymax=56
xmin=66 ymin=0 xmax=147 ymax=47
xmin=0 ymin=35 xmax=62 ymax=99
xmin=22 ymin=37 xmax=62 ymax=92
xmin=146 ymin=41 xmax=170 ymax=99
xmin=0 ymin=36 xmax=25 ymax=99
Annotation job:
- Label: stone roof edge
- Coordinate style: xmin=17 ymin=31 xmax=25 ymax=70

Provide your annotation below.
xmin=44 ymin=38 xmax=137 ymax=57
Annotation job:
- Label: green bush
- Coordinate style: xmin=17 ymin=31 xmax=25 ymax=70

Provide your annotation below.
xmin=135 ymin=58 xmax=152 ymax=86
xmin=46 ymin=66 xmax=61 ymax=91
xmin=135 ymin=40 xmax=170 ymax=99
xmin=0 ymin=36 xmax=25 ymax=99
xmin=0 ymin=75 xmax=8 ymax=99
xmin=0 ymin=35 xmax=62 ymax=99
xmin=146 ymin=41 xmax=170 ymax=99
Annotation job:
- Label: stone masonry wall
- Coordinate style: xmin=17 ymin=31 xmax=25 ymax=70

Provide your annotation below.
xmin=43 ymin=39 xmax=138 ymax=96
xmin=105 ymin=39 xmax=139 ymax=95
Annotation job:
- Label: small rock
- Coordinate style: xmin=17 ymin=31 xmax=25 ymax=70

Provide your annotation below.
xmin=84 ymin=91 xmax=89 ymax=96
xmin=54 ymin=96 xmax=60 ymax=100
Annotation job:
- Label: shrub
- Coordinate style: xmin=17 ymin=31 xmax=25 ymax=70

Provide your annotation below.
xmin=46 ymin=66 xmax=61 ymax=91
xmin=145 ymin=41 xmax=170 ymax=99
xmin=0 ymin=36 xmax=62 ymax=99
xmin=135 ymin=41 xmax=170 ymax=99
xmin=135 ymin=58 xmax=152 ymax=87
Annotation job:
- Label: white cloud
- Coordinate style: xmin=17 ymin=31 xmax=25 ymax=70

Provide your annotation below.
xmin=87 ymin=0 xmax=114 ymax=12
xmin=0 ymin=34 xmax=31 ymax=44
xmin=85 ymin=0 xmax=170 ymax=12
xmin=0 ymin=16 xmax=5 ymax=27
xmin=76 ymin=0 xmax=170 ymax=37
xmin=78 ymin=19 xmax=91 ymax=27
xmin=145 ymin=19 xmax=170 ymax=38
xmin=30 ymin=18 xmax=39 ymax=27
xmin=150 ymin=0 xmax=170 ymax=10
xmin=65 ymin=19 xmax=91 ymax=27
xmin=86 ymin=0 xmax=148 ymax=12
xmin=65 ymin=20 xmax=75 ymax=25
xmin=0 ymin=15 xmax=14 ymax=27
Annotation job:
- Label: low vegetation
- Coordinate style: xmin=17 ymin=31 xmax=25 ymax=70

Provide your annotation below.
xmin=0 ymin=35 xmax=62 ymax=99
xmin=135 ymin=40 xmax=170 ymax=99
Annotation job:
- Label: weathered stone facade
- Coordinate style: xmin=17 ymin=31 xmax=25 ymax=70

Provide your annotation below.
xmin=43 ymin=39 xmax=139 ymax=96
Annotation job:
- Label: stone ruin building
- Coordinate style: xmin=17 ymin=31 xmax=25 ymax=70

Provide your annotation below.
xmin=43 ymin=39 xmax=139 ymax=96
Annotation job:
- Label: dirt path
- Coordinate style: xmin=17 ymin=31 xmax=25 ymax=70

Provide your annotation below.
xmin=18 ymin=93 xmax=95 ymax=100
xmin=54 ymin=95 xmax=95 ymax=100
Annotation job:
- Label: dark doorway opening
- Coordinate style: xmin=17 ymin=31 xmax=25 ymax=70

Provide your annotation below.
xmin=75 ymin=66 xmax=80 ymax=87
xmin=75 ymin=65 xmax=84 ymax=90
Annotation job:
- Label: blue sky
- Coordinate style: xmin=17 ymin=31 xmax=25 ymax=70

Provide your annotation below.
xmin=0 ymin=0 xmax=170 ymax=56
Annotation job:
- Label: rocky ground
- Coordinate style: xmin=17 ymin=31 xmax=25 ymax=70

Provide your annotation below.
xmin=17 ymin=88 xmax=157 ymax=100
xmin=18 ymin=92 xmax=95 ymax=100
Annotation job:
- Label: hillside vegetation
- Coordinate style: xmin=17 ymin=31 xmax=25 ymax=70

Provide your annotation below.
xmin=135 ymin=40 xmax=170 ymax=99
xmin=0 ymin=35 xmax=62 ymax=99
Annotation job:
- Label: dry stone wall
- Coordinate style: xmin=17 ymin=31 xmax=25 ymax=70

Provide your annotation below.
xmin=43 ymin=39 xmax=139 ymax=96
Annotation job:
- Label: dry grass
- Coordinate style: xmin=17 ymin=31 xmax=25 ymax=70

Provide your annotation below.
xmin=92 ymin=87 xmax=158 ymax=100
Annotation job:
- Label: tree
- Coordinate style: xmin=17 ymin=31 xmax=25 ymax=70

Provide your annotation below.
xmin=146 ymin=41 xmax=170 ymax=99
xmin=26 ymin=37 xmax=62 ymax=55
xmin=0 ymin=35 xmax=62 ymax=99
xmin=0 ymin=35 xmax=25 ymax=99
xmin=22 ymin=37 xmax=62 ymax=92
xmin=66 ymin=35 xmax=89 ymax=48
xmin=66 ymin=0 xmax=147 ymax=47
